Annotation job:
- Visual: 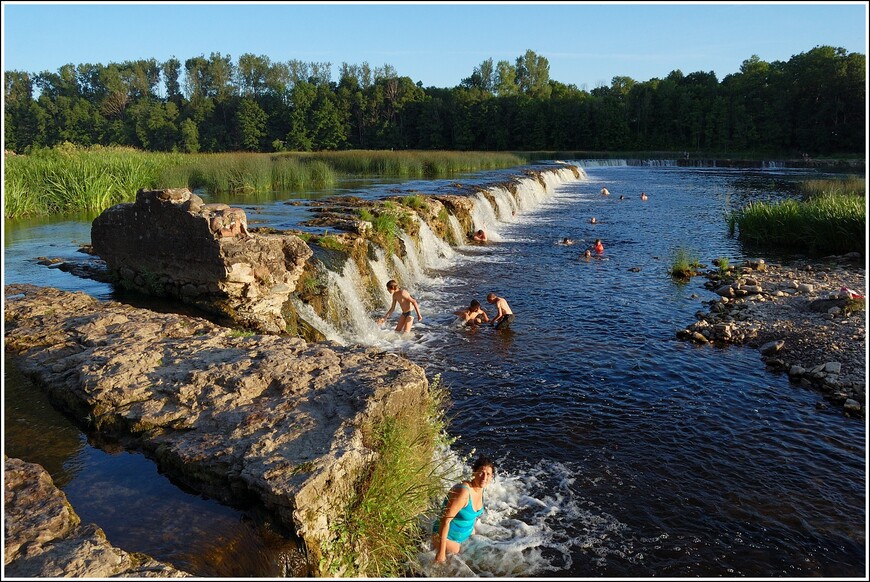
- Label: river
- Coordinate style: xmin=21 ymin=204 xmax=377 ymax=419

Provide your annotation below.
xmin=3 ymin=161 xmax=865 ymax=577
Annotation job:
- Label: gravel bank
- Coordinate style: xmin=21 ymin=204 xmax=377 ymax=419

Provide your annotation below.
xmin=679 ymin=253 xmax=866 ymax=419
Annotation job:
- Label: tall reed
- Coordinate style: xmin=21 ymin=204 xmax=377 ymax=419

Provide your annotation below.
xmin=295 ymin=150 xmax=524 ymax=178
xmin=5 ymin=148 xmax=523 ymax=219
xmin=4 ymin=145 xmax=184 ymax=219
xmin=728 ymin=177 xmax=866 ymax=255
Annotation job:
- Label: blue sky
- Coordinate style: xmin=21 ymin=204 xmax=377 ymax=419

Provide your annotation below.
xmin=2 ymin=1 xmax=867 ymax=91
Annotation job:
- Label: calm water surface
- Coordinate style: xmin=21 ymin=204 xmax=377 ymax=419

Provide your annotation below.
xmin=3 ymin=164 xmax=866 ymax=577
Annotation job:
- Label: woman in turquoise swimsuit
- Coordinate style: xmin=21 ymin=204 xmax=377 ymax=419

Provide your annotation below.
xmin=432 ymin=456 xmax=496 ymax=563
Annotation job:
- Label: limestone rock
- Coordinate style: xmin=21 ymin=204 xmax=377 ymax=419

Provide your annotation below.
xmin=91 ymin=188 xmax=312 ymax=334
xmin=4 ymin=456 xmax=189 ymax=577
xmin=4 ymin=284 xmax=430 ymax=574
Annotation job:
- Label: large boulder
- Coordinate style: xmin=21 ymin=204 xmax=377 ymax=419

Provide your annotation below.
xmin=4 ymin=456 xmax=190 ymax=577
xmin=91 ymin=188 xmax=312 ymax=334
xmin=4 ymin=284 xmax=430 ymax=575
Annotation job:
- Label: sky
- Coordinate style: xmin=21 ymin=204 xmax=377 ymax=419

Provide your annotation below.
xmin=1 ymin=1 xmax=867 ymax=91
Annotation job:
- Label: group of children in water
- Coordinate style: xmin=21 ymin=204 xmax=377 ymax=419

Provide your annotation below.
xmin=378 ymin=279 xmax=514 ymax=334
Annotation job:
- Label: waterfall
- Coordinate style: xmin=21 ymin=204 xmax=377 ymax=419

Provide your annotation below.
xmin=470 ymin=192 xmax=503 ymax=241
xmin=325 ymin=260 xmax=383 ymax=343
xmin=293 ymin=165 xmax=588 ymax=345
xmin=570 ymin=159 xmax=629 ymax=168
xmin=289 ymin=298 xmax=348 ymax=346
xmin=489 ymin=187 xmax=518 ymax=221
xmin=447 ymin=214 xmax=467 ymax=247
xmin=368 ymin=248 xmax=395 ymax=308
xmin=416 ymin=217 xmax=455 ymax=270
xmin=398 ymin=231 xmax=427 ymax=283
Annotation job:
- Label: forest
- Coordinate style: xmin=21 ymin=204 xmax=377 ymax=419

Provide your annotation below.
xmin=3 ymin=46 xmax=865 ymax=156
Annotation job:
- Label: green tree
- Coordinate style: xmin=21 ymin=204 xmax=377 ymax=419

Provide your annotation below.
xmin=4 ymin=71 xmax=43 ymax=151
xmin=495 ymin=60 xmax=519 ymax=97
xmin=515 ymin=49 xmax=551 ymax=99
xmin=163 ymin=57 xmax=183 ymax=105
xmin=179 ymin=118 xmax=200 ymax=153
xmin=235 ymin=97 xmax=268 ymax=151
xmin=310 ymin=85 xmax=346 ymax=150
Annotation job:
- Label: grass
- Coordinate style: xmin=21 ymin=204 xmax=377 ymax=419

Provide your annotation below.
xmin=320 ymin=374 xmax=455 ymax=577
xmin=670 ymin=246 xmax=701 ymax=280
xmin=294 ymin=150 xmax=524 ymax=178
xmin=727 ymin=177 xmax=865 ymax=255
xmin=315 ymin=233 xmax=347 ymax=253
xmin=400 ymin=194 xmax=429 ymax=212
xmin=5 ymin=147 xmax=524 ymax=220
xmin=4 ymin=144 xmax=185 ymax=219
xmin=357 ymin=205 xmax=404 ymax=255
xmin=228 ymin=328 xmax=256 ymax=338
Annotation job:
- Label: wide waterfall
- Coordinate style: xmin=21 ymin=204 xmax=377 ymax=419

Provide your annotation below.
xmin=290 ymin=165 xmax=585 ymax=346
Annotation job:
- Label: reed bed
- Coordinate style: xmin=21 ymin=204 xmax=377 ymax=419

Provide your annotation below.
xmin=728 ymin=177 xmax=866 ymax=255
xmin=291 ymin=150 xmax=525 ymax=178
xmin=4 ymin=146 xmax=185 ymax=219
xmin=5 ymin=148 xmax=524 ymax=219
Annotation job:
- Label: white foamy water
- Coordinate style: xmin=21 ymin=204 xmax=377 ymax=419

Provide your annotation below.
xmin=413 ymin=454 xmax=626 ymax=577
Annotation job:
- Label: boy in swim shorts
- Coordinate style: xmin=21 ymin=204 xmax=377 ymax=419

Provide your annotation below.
xmin=487 ymin=292 xmax=514 ymax=330
xmin=378 ymin=280 xmax=422 ymax=333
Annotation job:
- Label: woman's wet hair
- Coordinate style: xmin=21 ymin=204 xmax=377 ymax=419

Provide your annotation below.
xmin=469 ymin=300 xmax=481 ymax=309
xmin=472 ymin=455 xmax=496 ymax=475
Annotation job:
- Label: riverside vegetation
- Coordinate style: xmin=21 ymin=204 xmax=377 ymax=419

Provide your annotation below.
xmin=5 ymin=47 xmax=864 ymax=157
xmin=727 ymin=176 xmax=866 ymax=255
xmin=3 ymin=145 xmax=525 ymax=219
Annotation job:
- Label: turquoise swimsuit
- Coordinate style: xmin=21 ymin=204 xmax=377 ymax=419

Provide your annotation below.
xmin=432 ymin=484 xmax=484 ymax=543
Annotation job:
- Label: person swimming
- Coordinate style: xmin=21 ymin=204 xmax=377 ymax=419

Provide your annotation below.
xmin=591 ymin=239 xmax=604 ymax=253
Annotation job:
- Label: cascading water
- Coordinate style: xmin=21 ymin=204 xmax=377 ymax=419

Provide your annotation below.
xmin=367 ymin=248 xmax=395 ymax=308
xmin=447 ymin=214 xmax=467 ymax=246
xmin=290 ymin=165 xmax=588 ymax=351
xmin=488 ymin=186 xmax=519 ymax=221
xmin=415 ymin=217 xmax=455 ymax=270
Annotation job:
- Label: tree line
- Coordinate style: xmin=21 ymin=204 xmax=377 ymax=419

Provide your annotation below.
xmin=4 ymin=47 xmax=865 ymax=156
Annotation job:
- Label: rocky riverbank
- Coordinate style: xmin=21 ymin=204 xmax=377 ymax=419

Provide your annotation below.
xmin=4 ymin=456 xmax=190 ymax=577
xmin=677 ymin=253 xmax=866 ymax=418
xmin=3 ymin=283 xmax=432 ymax=576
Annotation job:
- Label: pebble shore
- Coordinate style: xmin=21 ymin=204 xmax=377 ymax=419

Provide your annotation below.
xmin=678 ymin=253 xmax=866 ymax=418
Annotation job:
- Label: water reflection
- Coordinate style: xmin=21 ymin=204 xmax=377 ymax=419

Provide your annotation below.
xmin=4 ymin=356 xmax=306 ymax=577
xmin=4 ymin=356 xmax=86 ymax=488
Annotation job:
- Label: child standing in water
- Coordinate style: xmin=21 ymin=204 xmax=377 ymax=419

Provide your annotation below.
xmin=378 ymin=280 xmax=422 ymax=333
xmin=487 ymin=293 xmax=514 ymax=330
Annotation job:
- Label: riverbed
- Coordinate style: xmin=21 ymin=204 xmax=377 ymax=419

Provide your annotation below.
xmin=3 ymin=162 xmax=865 ymax=577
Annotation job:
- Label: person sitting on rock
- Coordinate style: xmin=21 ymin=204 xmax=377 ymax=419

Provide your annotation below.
xmin=472 ymin=229 xmax=487 ymax=242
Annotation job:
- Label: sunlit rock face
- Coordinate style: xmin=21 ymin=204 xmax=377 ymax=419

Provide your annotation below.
xmin=91 ymin=188 xmax=312 ymax=334
xmin=4 ymin=283 xmax=430 ymax=574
